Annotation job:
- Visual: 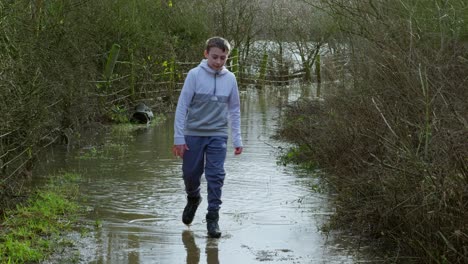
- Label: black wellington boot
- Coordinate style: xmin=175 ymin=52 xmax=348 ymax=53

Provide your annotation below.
xmin=182 ymin=196 xmax=202 ymax=225
xmin=206 ymin=211 xmax=221 ymax=238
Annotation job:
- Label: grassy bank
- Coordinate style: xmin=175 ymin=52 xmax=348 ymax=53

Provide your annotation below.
xmin=0 ymin=173 xmax=81 ymax=263
xmin=277 ymin=0 xmax=467 ymax=263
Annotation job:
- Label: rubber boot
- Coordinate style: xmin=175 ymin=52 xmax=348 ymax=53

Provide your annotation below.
xmin=182 ymin=196 xmax=202 ymax=225
xmin=206 ymin=211 xmax=221 ymax=238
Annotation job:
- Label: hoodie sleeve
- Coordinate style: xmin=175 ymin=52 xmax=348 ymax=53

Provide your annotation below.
xmin=174 ymin=69 xmax=196 ymax=145
xmin=228 ymin=75 xmax=243 ymax=148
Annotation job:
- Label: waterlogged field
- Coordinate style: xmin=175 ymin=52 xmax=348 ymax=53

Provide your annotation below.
xmin=32 ymin=85 xmax=379 ymax=264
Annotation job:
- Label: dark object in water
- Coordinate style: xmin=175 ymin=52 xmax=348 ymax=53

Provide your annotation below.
xmin=131 ymin=103 xmax=154 ymax=124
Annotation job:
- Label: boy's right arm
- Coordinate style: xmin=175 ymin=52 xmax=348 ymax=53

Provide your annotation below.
xmin=172 ymin=144 xmax=189 ymax=158
xmin=174 ymin=70 xmax=196 ymax=146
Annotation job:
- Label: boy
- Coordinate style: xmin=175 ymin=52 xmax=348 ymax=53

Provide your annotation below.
xmin=172 ymin=37 xmax=243 ymax=238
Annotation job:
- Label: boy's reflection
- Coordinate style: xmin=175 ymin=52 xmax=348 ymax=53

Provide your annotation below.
xmin=206 ymin=236 xmax=219 ymax=264
xmin=182 ymin=230 xmax=219 ymax=264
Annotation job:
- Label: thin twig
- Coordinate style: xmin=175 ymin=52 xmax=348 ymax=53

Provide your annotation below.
xmin=371 ymin=97 xmax=398 ymax=138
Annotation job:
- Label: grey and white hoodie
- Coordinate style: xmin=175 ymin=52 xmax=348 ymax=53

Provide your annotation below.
xmin=174 ymin=59 xmax=243 ymax=148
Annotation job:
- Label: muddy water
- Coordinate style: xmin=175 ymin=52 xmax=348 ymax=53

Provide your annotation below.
xmin=34 ymin=85 xmax=371 ymax=263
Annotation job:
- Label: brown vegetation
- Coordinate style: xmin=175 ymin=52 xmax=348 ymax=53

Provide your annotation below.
xmin=0 ymin=0 xmax=308 ymax=213
xmin=0 ymin=0 xmax=211 ymax=212
xmin=277 ymin=0 xmax=467 ymax=263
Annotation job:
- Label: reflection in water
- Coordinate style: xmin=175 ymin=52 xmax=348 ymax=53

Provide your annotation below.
xmin=182 ymin=230 xmax=220 ymax=264
xmin=33 ymin=84 xmax=376 ymax=263
xmin=182 ymin=231 xmax=200 ymax=264
xmin=205 ymin=238 xmax=219 ymax=264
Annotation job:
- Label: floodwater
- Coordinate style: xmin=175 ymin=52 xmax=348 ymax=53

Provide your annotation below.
xmin=34 ymin=84 xmax=374 ymax=264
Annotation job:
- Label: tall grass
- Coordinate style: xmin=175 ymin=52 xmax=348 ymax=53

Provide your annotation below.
xmin=277 ymin=0 xmax=467 ymax=263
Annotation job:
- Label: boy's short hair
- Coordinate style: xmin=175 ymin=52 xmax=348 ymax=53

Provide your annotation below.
xmin=206 ymin=37 xmax=231 ymax=54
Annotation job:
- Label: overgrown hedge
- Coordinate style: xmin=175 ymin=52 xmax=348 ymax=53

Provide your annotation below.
xmin=0 ymin=0 xmax=210 ymax=211
xmin=277 ymin=1 xmax=467 ymax=263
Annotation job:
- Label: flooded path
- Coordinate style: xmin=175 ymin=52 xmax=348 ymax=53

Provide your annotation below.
xmin=34 ymin=85 xmax=370 ymax=263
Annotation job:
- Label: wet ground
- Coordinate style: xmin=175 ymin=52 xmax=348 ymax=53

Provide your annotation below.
xmin=34 ymin=85 xmax=375 ymax=263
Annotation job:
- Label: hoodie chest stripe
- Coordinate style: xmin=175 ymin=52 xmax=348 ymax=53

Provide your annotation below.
xmin=192 ymin=93 xmax=229 ymax=103
xmin=195 ymin=70 xmax=232 ymax=96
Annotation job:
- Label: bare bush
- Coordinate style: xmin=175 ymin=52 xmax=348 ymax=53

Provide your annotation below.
xmin=0 ymin=0 xmax=211 ymax=211
xmin=278 ymin=0 xmax=468 ymax=262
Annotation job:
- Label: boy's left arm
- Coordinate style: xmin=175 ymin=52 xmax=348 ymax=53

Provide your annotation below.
xmin=228 ymin=78 xmax=243 ymax=154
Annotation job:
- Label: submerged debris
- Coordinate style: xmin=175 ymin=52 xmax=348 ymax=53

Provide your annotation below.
xmin=130 ymin=102 xmax=154 ymax=124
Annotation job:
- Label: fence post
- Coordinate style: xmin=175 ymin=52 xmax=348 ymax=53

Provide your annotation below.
xmin=231 ymin=48 xmax=239 ymax=76
xmin=104 ymin=43 xmax=121 ymax=88
xmin=315 ymin=54 xmax=321 ymax=97
xmin=257 ymin=51 xmax=268 ymax=89
xmin=129 ymin=48 xmax=135 ymax=99
xmin=170 ymin=57 xmax=176 ymax=93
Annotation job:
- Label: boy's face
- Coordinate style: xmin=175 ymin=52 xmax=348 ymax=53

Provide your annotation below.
xmin=204 ymin=47 xmax=228 ymax=71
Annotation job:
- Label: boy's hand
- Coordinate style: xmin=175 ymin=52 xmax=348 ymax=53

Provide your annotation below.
xmin=234 ymin=147 xmax=243 ymax=155
xmin=172 ymin=144 xmax=189 ymax=158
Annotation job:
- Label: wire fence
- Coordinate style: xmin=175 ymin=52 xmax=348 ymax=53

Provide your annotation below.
xmin=0 ymin=51 xmax=348 ymax=190
xmin=94 ymin=53 xmax=346 ymax=107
